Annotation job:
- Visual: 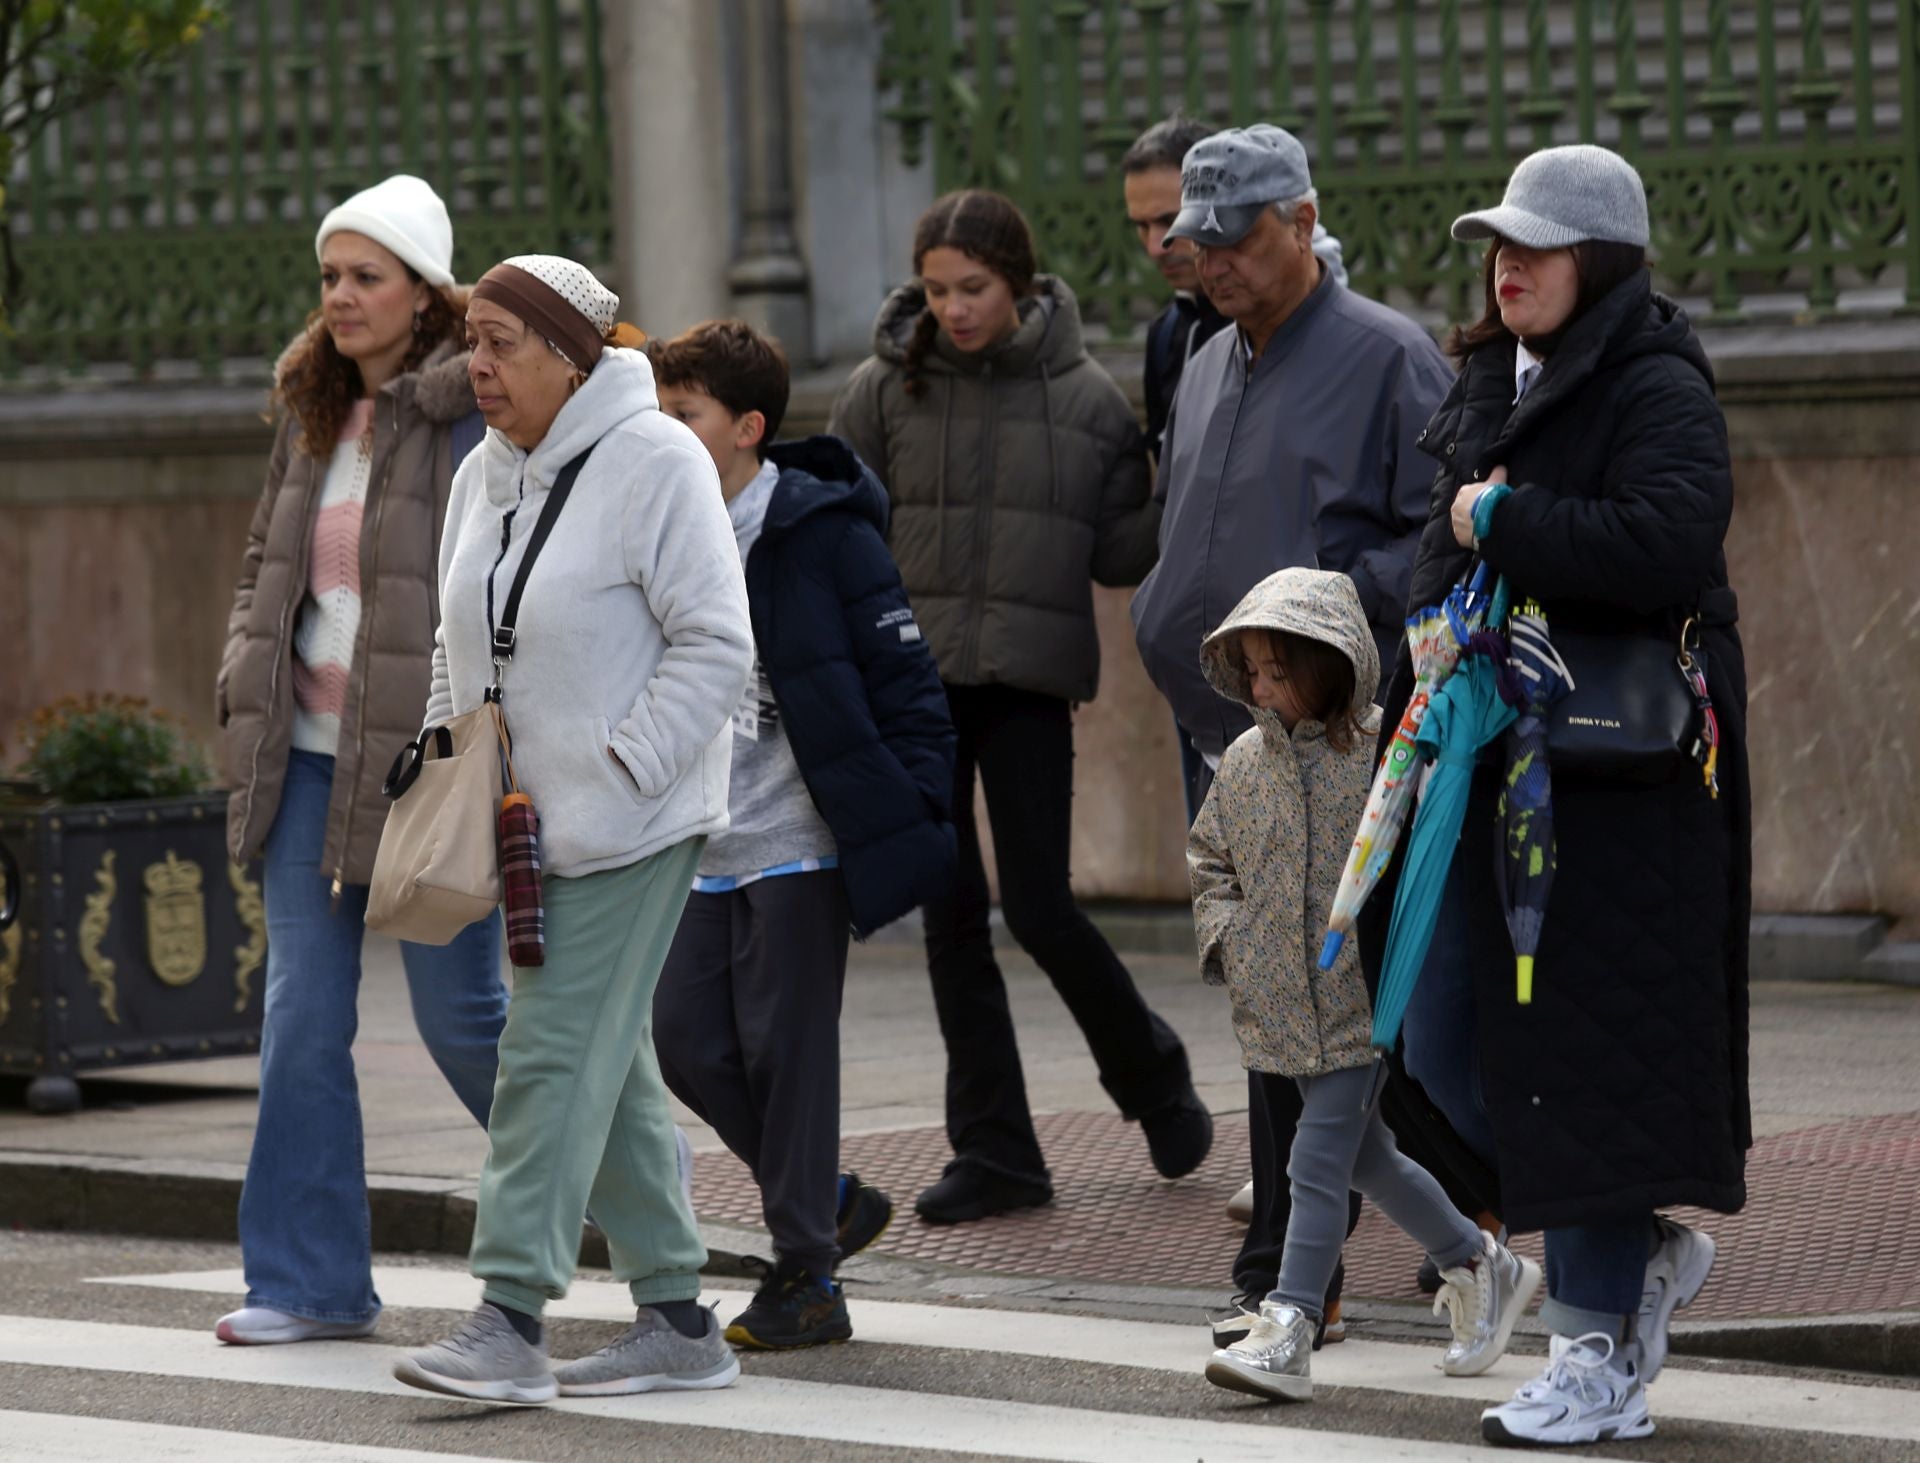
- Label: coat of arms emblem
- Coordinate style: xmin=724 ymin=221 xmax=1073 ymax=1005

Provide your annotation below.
xmin=144 ymin=851 xmax=207 ymax=987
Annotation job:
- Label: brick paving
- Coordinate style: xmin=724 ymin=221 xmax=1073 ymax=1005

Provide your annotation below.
xmin=693 ymin=1107 xmax=1920 ymax=1321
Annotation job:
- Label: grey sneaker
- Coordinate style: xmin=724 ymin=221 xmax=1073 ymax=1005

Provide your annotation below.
xmin=1203 ymin=1299 xmax=1314 ymax=1403
xmin=1435 ymin=1230 xmax=1541 ymax=1377
xmin=554 ymin=1306 xmax=741 ymax=1397
xmin=392 ymin=1303 xmax=556 ymax=1405
xmin=1634 ymin=1217 xmax=1715 ymax=1383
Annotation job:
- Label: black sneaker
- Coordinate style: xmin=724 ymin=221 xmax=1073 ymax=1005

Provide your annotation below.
xmin=913 ymin=1159 xmax=1053 ymax=1225
xmin=724 ymin=1258 xmax=853 ymax=1351
xmin=834 ymin=1173 xmax=894 ymax=1264
xmin=1141 ymin=1089 xmax=1214 ymax=1179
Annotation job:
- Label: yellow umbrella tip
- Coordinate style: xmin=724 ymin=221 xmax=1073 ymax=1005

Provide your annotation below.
xmin=1516 ymin=955 xmax=1534 ymax=1004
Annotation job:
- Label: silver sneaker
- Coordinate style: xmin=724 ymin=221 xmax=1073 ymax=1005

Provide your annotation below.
xmin=554 ymin=1306 xmax=741 ymax=1397
xmin=1634 ymin=1217 xmax=1715 ymax=1383
xmin=1203 ymin=1299 xmax=1314 ymax=1402
xmin=1435 ymin=1230 xmax=1542 ymax=1377
xmin=392 ymin=1303 xmax=557 ymax=1405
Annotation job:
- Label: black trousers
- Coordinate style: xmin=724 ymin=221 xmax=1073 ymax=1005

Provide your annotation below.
xmin=924 ymin=683 xmax=1192 ymax=1180
xmin=654 ymin=870 xmax=851 ymax=1276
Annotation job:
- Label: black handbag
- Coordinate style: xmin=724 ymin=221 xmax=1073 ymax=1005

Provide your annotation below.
xmin=1545 ymin=629 xmax=1699 ymax=784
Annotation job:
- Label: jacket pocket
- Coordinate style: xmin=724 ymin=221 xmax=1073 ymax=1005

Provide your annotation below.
xmin=596 ymin=715 xmax=649 ymax=804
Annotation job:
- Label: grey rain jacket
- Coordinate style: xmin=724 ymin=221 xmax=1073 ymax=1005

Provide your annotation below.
xmin=1130 ymin=267 xmax=1453 ymax=762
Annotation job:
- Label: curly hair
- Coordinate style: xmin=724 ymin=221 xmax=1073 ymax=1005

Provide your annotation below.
xmin=272 ymin=277 xmax=465 ymax=456
xmin=903 ymin=190 xmax=1038 ymax=397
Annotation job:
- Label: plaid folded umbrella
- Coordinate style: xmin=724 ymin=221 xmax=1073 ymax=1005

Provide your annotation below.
xmin=499 ymin=792 xmax=544 ymax=967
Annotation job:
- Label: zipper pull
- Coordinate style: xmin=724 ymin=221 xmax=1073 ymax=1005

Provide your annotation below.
xmin=329 ymin=875 xmax=344 ymax=913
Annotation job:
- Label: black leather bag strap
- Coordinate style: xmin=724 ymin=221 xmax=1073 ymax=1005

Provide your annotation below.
xmin=490 ymin=444 xmax=595 ymax=669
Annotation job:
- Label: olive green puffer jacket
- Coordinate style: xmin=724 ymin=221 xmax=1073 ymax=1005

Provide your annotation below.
xmin=827 ymin=275 xmax=1157 ymax=704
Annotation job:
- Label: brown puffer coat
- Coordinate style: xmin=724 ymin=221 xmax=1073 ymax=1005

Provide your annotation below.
xmin=827 ymin=275 xmax=1157 ymax=704
xmin=218 ymin=331 xmax=477 ymax=890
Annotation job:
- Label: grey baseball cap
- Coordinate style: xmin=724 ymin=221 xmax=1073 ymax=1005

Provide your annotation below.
xmin=1452 ymin=144 xmax=1650 ymax=250
xmin=1164 ymin=124 xmax=1312 ymax=247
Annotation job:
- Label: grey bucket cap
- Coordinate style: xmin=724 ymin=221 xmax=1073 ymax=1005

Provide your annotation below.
xmin=1452 ymin=144 xmax=1650 ymax=250
xmin=1165 ymin=124 xmax=1313 ymax=248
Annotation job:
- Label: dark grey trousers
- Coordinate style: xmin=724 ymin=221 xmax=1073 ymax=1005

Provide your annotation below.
xmin=1275 ymin=1065 xmax=1484 ymax=1319
xmin=653 ymin=869 xmax=851 ymax=1277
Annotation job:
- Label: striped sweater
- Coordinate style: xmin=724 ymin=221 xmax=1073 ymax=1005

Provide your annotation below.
xmin=290 ymin=399 xmax=376 ymax=755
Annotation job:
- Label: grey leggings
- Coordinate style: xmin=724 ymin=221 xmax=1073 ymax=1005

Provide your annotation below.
xmin=1275 ymin=1065 xmax=1484 ymax=1319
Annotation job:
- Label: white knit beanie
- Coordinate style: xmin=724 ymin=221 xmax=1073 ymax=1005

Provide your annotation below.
xmin=315 ymin=174 xmax=455 ymax=287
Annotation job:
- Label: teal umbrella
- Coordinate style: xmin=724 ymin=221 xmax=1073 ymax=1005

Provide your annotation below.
xmin=1370 ymin=633 xmax=1521 ymax=1052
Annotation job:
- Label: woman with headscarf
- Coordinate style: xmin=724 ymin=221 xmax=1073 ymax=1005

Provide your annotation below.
xmin=390 ymin=256 xmax=754 ymax=1406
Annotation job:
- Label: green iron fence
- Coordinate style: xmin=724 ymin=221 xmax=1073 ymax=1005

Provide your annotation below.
xmin=2 ymin=0 xmax=611 ymax=380
xmin=877 ymin=1 xmax=1920 ymax=334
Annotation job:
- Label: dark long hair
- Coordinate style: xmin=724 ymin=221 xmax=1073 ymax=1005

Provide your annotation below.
xmin=903 ymin=189 xmax=1038 ymax=397
xmin=274 ymin=273 xmax=464 ymax=455
xmin=1444 ymin=238 xmax=1647 ymax=364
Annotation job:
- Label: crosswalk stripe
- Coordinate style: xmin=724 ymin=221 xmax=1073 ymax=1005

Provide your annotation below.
xmin=0 ymin=1314 xmax=1590 ymax=1463
xmin=90 ymin=1265 xmax=1920 ymax=1446
xmin=0 ymin=1408 xmax=509 ymax=1463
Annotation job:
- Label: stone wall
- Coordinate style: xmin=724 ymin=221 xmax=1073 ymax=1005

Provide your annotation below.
xmin=1 ymin=319 xmax=1914 ymax=924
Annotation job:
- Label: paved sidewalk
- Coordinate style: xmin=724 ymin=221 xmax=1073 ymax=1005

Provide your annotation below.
xmin=4 ymin=935 xmax=1918 ymax=1366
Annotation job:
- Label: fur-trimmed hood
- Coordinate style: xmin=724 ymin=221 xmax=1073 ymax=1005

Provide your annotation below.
xmin=271 ymin=285 xmax=475 ymax=424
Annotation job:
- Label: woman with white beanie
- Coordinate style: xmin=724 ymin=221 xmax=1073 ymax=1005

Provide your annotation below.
xmin=391 ymin=256 xmax=754 ymax=1405
xmin=215 ymin=175 xmax=509 ymax=1344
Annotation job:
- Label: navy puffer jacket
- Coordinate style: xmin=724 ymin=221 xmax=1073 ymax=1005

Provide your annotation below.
xmin=752 ymin=437 xmax=957 ymax=937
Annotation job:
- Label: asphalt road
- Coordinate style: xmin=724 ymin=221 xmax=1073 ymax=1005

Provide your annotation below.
xmin=2 ymin=1231 xmax=1916 ymax=1462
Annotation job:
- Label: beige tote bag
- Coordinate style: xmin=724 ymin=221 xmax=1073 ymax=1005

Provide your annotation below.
xmin=366 ymin=702 xmax=506 ymax=943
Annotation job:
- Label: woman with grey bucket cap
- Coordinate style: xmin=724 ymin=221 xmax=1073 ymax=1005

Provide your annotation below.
xmin=1359 ymin=145 xmax=1750 ymax=1447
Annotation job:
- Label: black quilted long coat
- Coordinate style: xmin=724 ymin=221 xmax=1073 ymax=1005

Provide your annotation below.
xmin=1358 ymin=271 xmax=1752 ymax=1232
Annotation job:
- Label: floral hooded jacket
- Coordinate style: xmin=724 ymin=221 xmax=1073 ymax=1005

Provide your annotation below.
xmin=1188 ymin=567 xmax=1383 ymax=1076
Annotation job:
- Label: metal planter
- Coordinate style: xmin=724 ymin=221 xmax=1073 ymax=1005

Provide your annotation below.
xmin=0 ymin=791 xmax=265 ymax=1113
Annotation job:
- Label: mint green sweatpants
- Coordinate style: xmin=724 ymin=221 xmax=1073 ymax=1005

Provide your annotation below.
xmin=471 ymin=838 xmax=705 ymax=1316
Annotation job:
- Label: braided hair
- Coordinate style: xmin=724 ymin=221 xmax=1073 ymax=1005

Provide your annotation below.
xmin=903 ymin=190 xmax=1038 ymax=397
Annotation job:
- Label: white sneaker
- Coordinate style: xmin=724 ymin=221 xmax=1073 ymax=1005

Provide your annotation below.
xmin=1634 ymin=1217 xmax=1715 ymax=1383
xmin=1434 ymin=1229 xmax=1541 ymax=1377
xmin=1482 ymin=1333 xmax=1654 ymax=1447
xmin=215 ymin=1306 xmax=377 ymax=1345
xmin=1226 ymin=1180 xmax=1255 ymax=1223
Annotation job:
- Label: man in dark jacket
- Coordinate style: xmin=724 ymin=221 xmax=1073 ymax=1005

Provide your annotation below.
xmin=1131 ymin=124 xmax=1453 ymax=806
xmin=648 ymin=322 xmax=957 ymax=1352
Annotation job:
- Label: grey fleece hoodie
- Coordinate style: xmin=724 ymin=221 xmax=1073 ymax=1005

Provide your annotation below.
xmin=1187 ymin=568 xmax=1383 ymax=1076
xmin=427 ymin=348 xmax=754 ymax=879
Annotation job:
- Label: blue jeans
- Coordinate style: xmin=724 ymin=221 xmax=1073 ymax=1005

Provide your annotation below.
xmin=240 ymin=749 xmax=507 ymax=1323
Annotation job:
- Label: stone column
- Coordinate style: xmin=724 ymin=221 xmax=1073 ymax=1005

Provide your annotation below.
xmin=604 ymin=0 xmax=732 ymax=336
xmin=729 ymin=0 xmax=813 ymax=356
xmin=790 ymin=0 xmax=934 ymax=362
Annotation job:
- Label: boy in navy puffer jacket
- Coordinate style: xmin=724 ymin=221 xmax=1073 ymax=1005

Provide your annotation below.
xmin=648 ymin=321 xmax=957 ymax=1349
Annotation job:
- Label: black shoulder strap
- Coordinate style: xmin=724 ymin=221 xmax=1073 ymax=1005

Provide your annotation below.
xmin=491 ymin=444 xmax=595 ymax=666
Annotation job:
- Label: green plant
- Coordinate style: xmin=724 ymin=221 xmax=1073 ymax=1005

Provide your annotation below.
xmin=13 ymin=694 xmax=210 ymax=804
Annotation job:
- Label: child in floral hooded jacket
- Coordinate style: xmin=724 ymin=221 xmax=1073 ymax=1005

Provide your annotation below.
xmin=1189 ymin=567 xmax=1538 ymax=1404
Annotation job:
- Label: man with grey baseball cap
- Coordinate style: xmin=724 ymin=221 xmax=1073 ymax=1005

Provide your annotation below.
xmin=1132 ymin=123 xmax=1452 ymax=788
